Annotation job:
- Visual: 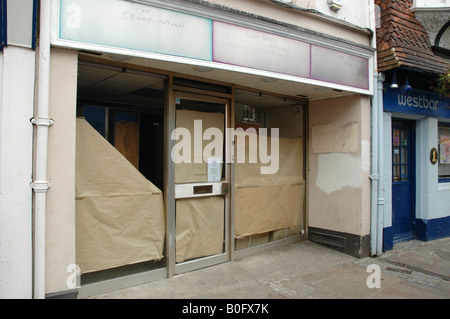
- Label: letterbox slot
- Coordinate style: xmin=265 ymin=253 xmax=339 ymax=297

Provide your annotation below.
xmin=193 ymin=185 xmax=213 ymax=195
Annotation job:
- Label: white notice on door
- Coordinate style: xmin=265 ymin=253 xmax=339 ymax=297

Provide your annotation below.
xmin=207 ymin=157 xmax=221 ymax=182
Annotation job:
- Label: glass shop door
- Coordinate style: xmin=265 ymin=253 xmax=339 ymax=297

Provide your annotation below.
xmin=171 ymin=92 xmax=231 ymax=274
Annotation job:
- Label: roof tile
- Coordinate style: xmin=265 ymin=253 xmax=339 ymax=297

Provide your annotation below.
xmin=375 ymin=0 xmax=449 ymax=74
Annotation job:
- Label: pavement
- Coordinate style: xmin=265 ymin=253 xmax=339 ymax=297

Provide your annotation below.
xmin=85 ymin=237 xmax=450 ymax=300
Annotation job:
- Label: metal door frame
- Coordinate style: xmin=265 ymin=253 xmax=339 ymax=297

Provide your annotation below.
xmin=165 ymin=84 xmax=232 ymax=277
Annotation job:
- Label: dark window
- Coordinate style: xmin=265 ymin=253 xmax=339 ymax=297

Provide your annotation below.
xmin=0 ymin=0 xmax=7 ymax=51
xmin=392 ymin=126 xmax=410 ymax=183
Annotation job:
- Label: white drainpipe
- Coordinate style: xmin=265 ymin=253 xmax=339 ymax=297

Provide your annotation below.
xmin=370 ymin=72 xmax=379 ymax=257
xmin=30 ymin=0 xmax=53 ymax=299
xmin=376 ymin=74 xmax=385 ymax=256
xmin=369 ymin=0 xmax=385 ymax=257
xmin=370 ymin=73 xmax=385 ymax=256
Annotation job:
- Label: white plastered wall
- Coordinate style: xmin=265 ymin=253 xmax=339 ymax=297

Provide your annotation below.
xmin=205 ymin=0 xmax=371 ymax=45
xmin=416 ymin=117 xmax=450 ymax=221
xmin=308 ymin=94 xmax=371 ymax=236
xmin=383 ymin=112 xmax=393 ymax=228
xmin=0 ymin=46 xmax=35 ymax=299
xmin=314 ymin=0 xmax=370 ymax=28
xmin=46 ymin=48 xmax=78 ymax=294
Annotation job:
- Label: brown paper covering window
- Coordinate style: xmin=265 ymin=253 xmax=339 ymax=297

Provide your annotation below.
xmin=75 ymin=119 xmax=165 ymax=274
xmin=234 ymin=133 xmax=304 ymax=237
xmin=176 ymin=197 xmax=224 ymax=263
xmin=174 ymin=109 xmax=225 ymax=183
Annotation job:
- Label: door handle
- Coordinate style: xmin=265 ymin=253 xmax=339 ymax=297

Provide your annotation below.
xmin=221 ymin=182 xmax=229 ymax=196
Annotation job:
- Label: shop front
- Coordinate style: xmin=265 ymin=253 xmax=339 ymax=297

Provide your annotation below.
xmin=72 ymin=60 xmax=309 ymax=297
xmin=43 ymin=0 xmax=375 ymax=298
xmin=382 ymin=82 xmax=450 ymax=250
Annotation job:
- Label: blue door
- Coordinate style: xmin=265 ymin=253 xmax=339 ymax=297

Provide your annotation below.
xmin=392 ymin=120 xmax=415 ymax=242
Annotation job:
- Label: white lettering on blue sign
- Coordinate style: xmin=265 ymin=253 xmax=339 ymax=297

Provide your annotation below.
xmin=383 ymin=87 xmax=450 ymax=119
xmin=397 ymin=94 xmax=439 ymax=110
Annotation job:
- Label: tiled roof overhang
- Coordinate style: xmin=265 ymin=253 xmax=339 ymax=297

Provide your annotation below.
xmin=376 ymin=0 xmax=449 ymax=75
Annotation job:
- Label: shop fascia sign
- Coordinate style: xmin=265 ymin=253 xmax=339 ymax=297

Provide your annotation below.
xmin=52 ymin=0 xmax=372 ymax=94
xmin=383 ymin=87 xmax=450 ymax=119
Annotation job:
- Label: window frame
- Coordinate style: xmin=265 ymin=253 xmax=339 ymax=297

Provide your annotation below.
xmin=438 ymin=121 xmax=450 ymax=183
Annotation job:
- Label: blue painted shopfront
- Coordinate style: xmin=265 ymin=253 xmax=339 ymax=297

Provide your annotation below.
xmin=383 ymin=87 xmax=450 ymax=249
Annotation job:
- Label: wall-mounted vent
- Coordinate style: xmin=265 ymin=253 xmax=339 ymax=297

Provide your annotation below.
xmin=308 ymin=227 xmax=371 ymax=258
xmin=310 ymin=231 xmax=345 ymax=250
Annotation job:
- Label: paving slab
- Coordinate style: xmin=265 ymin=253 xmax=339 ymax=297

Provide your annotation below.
xmin=380 ymin=238 xmax=450 ymax=280
xmin=86 ymin=237 xmax=450 ymax=300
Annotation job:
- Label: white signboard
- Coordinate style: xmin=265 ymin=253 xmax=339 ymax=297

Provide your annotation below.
xmin=54 ymin=0 xmax=371 ymax=93
xmin=311 ymin=45 xmax=370 ymax=90
xmin=212 ymin=21 xmax=311 ymax=78
xmin=59 ymin=0 xmax=212 ymax=60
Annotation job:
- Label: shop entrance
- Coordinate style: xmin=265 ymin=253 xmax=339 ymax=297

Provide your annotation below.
xmin=392 ymin=119 xmax=416 ymax=242
xmin=75 ymin=61 xmax=306 ymax=288
xmin=171 ymin=92 xmax=231 ymax=274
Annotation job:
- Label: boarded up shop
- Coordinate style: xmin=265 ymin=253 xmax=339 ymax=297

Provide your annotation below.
xmin=42 ymin=0 xmax=375 ymax=298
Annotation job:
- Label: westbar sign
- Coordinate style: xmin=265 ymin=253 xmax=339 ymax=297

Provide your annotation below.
xmin=383 ymin=88 xmax=450 ymax=119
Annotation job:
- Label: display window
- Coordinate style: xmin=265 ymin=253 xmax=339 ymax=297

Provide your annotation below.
xmin=233 ymin=90 xmax=307 ymax=250
xmin=438 ymin=122 xmax=450 ymax=182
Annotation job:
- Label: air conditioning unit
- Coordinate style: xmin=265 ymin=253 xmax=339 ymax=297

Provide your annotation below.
xmin=328 ymin=0 xmax=343 ymax=11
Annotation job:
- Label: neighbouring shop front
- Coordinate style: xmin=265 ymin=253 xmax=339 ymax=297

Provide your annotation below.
xmin=44 ymin=0 xmax=375 ymax=298
xmin=382 ymin=72 xmax=450 ymax=250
